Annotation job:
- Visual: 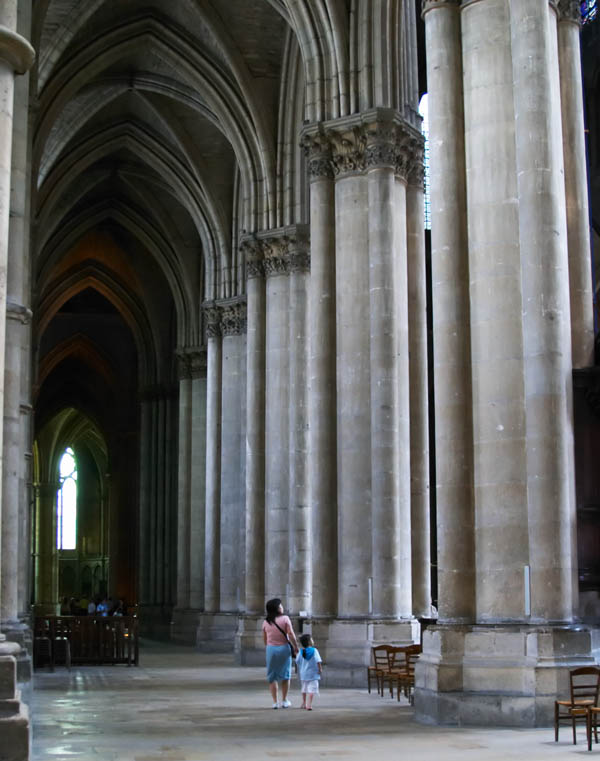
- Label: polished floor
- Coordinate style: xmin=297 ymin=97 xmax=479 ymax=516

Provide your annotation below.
xmin=32 ymin=640 xmax=587 ymax=760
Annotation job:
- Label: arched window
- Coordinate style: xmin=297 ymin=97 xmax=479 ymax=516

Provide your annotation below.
xmin=582 ymin=1 xmax=597 ymax=24
xmin=419 ymin=93 xmax=431 ymax=230
xmin=57 ymin=447 xmax=77 ymax=550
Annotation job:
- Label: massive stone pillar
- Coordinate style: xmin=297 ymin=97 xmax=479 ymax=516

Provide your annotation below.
xmin=264 ymin=242 xmax=290 ymax=601
xmin=287 ymin=229 xmax=311 ymax=616
xmin=557 ymin=2 xmax=594 ymax=368
xmin=304 ymin=133 xmax=338 ymax=619
xmin=416 ymin=0 xmax=594 ymax=727
xmin=0 ymin=5 xmax=34 ymax=755
xmin=172 ymin=348 xmax=207 ymax=644
xmin=406 ymin=159 xmax=431 ymax=620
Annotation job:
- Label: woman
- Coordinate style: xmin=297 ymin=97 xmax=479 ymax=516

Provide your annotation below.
xmin=262 ymin=598 xmax=299 ymax=709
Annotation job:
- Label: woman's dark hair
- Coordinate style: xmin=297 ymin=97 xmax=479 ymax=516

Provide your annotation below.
xmin=265 ymin=598 xmax=282 ymax=624
xmin=299 ymin=633 xmax=312 ymax=648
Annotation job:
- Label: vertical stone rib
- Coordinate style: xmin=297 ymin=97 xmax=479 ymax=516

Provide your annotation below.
xmin=175 ymin=368 xmax=192 ymax=610
xmin=423 ymin=0 xmax=475 ymax=622
xmin=407 ymin=173 xmax=431 ymax=620
xmin=511 ymin=0 xmax=576 ymax=622
xmin=189 ymin=356 xmax=207 ymax=610
xmin=557 ymin=6 xmax=594 ymax=368
xmin=244 ymin=241 xmax=266 ymax=614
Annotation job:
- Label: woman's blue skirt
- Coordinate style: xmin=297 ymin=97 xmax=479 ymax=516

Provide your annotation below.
xmin=266 ymin=645 xmax=292 ymax=682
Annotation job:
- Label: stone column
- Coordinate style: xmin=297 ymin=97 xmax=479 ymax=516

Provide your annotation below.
xmin=303 ymin=132 xmax=337 ymax=618
xmin=0 ymin=0 xmax=34 ymax=638
xmin=243 ymin=239 xmax=266 ymax=615
xmin=203 ymin=305 xmax=222 ymax=613
xmin=189 ymin=350 xmax=207 ymax=610
xmin=365 ymin=116 xmax=409 ymax=619
xmin=219 ymin=300 xmax=246 ymax=612
xmin=422 ymin=0 xmax=474 ymax=623
xmin=557 ymin=2 xmax=594 ymax=368
xmin=138 ymin=396 xmax=152 ymax=604
xmin=175 ymin=356 xmax=192 ymax=611
xmin=287 ymin=230 xmax=311 ymax=615
xmin=331 ymin=127 xmax=372 ymax=618
xmin=511 ymin=0 xmax=575 ymax=622
xmin=34 ymin=482 xmax=59 ymax=614
xmin=406 ymin=155 xmax=431 ymax=619
xmin=264 ymin=242 xmax=290 ymax=601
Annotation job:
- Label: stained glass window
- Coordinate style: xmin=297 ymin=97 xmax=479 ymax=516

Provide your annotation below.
xmin=57 ymin=447 xmax=77 ymax=550
xmin=419 ymin=93 xmax=431 ymax=230
xmin=582 ymin=0 xmax=598 ymax=23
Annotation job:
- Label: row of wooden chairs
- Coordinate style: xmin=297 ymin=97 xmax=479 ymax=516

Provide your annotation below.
xmin=367 ymin=644 xmax=422 ymax=704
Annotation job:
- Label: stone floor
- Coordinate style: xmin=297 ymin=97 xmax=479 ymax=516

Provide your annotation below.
xmin=31 ymin=639 xmax=590 ymax=760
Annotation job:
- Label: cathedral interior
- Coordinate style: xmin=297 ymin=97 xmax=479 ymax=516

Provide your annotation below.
xmin=1 ymin=0 xmax=600 ymax=757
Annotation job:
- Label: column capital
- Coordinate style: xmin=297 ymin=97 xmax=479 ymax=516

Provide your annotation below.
xmin=301 ymin=131 xmax=334 ymax=181
xmin=245 ymin=225 xmax=311 ymax=276
xmin=175 ymin=347 xmax=207 ymax=380
xmin=422 ymin=0 xmax=461 ymax=16
xmin=0 ymin=26 xmax=35 ymax=75
xmin=240 ymin=236 xmax=265 ymax=280
xmin=557 ymin=0 xmax=581 ymax=23
xmin=217 ymin=298 xmax=247 ymax=336
xmin=202 ymin=301 xmax=222 ymax=338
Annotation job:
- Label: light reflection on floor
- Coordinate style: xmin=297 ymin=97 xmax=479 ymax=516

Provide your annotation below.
xmin=30 ymin=640 xmax=579 ymax=761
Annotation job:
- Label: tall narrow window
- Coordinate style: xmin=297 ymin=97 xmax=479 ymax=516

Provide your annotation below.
xmin=57 ymin=447 xmax=77 ymax=550
xmin=419 ymin=93 xmax=431 ymax=230
xmin=582 ymin=1 xmax=597 ymax=24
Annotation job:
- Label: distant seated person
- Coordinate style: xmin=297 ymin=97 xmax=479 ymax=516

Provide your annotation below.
xmin=79 ymin=596 xmax=89 ymax=614
xmin=69 ymin=597 xmax=78 ymax=615
xmin=87 ymin=598 xmax=96 ymax=616
xmin=111 ymin=600 xmax=124 ymax=616
xmin=60 ymin=596 xmax=70 ymax=615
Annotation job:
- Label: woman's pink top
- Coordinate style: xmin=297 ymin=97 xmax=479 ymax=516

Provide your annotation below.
xmin=262 ymin=615 xmax=293 ymax=646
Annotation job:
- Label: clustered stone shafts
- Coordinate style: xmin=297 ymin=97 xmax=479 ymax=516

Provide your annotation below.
xmin=303 ymin=118 xmax=425 ymax=185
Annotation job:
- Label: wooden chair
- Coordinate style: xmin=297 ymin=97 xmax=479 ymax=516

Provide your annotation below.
xmin=554 ymin=666 xmax=600 ymax=744
xmin=587 ymin=706 xmax=600 ymax=750
xmin=387 ymin=644 xmax=421 ymax=703
xmin=367 ymin=645 xmax=393 ymax=696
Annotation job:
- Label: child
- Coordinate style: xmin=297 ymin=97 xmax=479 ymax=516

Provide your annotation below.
xmin=296 ymin=633 xmax=323 ymax=710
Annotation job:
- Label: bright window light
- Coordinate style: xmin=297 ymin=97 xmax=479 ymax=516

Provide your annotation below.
xmin=57 ymin=447 xmax=77 ymax=550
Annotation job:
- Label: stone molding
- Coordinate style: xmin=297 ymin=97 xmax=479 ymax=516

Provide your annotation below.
xmin=557 ymin=0 xmax=581 ymax=23
xmin=0 ymin=26 xmax=35 ymax=74
xmin=302 ymin=111 xmax=424 ymax=182
xmin=175 ymin=347 xmax=207 ymax=380
xmin=421 ymin=0 xmax=461 ymax=17
xmin=6 ymin=301 xmax=32 ymax=324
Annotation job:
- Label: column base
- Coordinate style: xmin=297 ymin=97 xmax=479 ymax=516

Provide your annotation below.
xmin=1 ymin=621 xmax=32 ymax=686
xmin=170 ymin=608 xmax=202 ymax=646
xmin=138 ymin=604 xmax=173 ymax=641
xmin=414 ymin=624 xmax=598 ymax=727
xmin=197 ymin=613 xmax=239 ymax=653
xmin=234 ymin=615 xmax=419 ymax=687
xmin=0 ymin=641 xmax=30 ymax=761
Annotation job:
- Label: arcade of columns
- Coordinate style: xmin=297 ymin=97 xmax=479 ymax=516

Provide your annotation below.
xmin=0 ymin=0 xmax=598 ymax=754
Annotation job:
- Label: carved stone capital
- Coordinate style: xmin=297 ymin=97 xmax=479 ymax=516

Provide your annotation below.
xmin=329 ymin=127 xmax=367 ymax=177
xmin=176 ymin=348 xmax=207 ymax=380
xmin=203 ymin=302 xmax=221 ymax=339
xmin=263 ymin=238 xmax=289 ymax=277
xmin=220 ymin=301 xmax=247 ymax=336
xmin=302 ymin=132 xmax=334 ymax=181
xmin=557 ymin=0 xmax=581 ymax=23
xmin=240 ymin=237 xmax=265 ymax=280
xmin=365 ymin=121 xmax=399 ymax=170
xmin=421 ymin=0 xmax=461 ymax=16
xmin=405 ymin=135 xmax=426 ymax=187
xmin=0 ymin=27 xmax=35 ymax=74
